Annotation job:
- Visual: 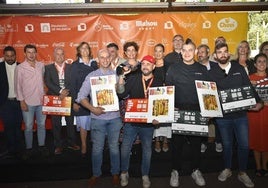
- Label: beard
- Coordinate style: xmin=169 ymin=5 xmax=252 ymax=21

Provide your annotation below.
xmin=215 ymin=55 xmax=230 ymax=64
xmin=142 ymin=69 xmax=153 ymax=76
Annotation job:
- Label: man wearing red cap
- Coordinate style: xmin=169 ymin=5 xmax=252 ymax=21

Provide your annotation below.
xmin=117 ymin=55 xmax=163 ymax=188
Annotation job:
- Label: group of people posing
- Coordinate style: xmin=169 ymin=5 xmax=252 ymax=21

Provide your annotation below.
xmin=0 ymin=36 xmax=268 ymax=188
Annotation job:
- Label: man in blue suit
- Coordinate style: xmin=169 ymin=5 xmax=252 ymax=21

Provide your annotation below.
xmin=0 ymin=46 xmax=23 ymax=158
xmin=44 ymin=47 xmax=80 ymax=155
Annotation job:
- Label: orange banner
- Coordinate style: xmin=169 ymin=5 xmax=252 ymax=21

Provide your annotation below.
xmin=0 ymin=12 xmax=248 ymax=64
xmin=0 ymin=12 xmax=248 ymax=131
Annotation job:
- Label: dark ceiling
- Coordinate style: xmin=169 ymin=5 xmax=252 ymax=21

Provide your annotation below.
xmin=0 ymin=2 xmax=267 ymax=15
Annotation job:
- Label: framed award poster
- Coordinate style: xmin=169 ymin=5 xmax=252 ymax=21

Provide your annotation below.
xmin=172 ymin=110 xmax=209 ymax=137
xmin=90 ymin=75 xmax=119 ymax=112
xmin=42 ymin=95 xmax=71 ymax=116
xmin=147 ymin=86 xmax=175 ymax=123
xmin=218 ymin=85 xmax=256 ymax=114
xmin=195 ymin=80 xmax=223 ymax=117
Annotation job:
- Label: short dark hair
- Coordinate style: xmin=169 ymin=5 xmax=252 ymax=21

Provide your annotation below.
xmin=254 ymin=53 xmax=267 ymax=63
xmin=184 ymin=38 xmax=196 ymax=49
xmin=173 ymin=34 xmax=184 ymax=42
xmin=3 ymin=46 xmax=16 ymax=55
xmin=24 ymin=44 xmax=37 ymax=53
xmin=214 ymin=42 xmax=228 ymax=53
xmin=123 ymin=41 xmax=139 ymax=52
xmin=107 ymin=43 xmax=119 ymax=50
xmin=154 ymin=43 xmax=165 ymax=52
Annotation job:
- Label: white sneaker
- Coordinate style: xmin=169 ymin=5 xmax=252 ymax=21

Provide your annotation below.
xmin=218 ymin=169 xmax=232 ymax=181
xmin=215 ymin=142 xmax=223 ymax=152
xmin=238 ymin=173 xmax=254 ymax=188
xmin=191 ymin=169 xmax=206 ymax=186
xmin=201 ymin=143 xmax=207 ymax=153
xmin=142 ymin=175 xmax=151 ymax=188
xmin=170 ymin=170 xmax=179 ymax=187
xmin=120 ymin=172 xmax=129 ymax=187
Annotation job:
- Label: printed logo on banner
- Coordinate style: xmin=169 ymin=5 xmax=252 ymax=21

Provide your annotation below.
xmin=69 ymin=42 xmax=80 ymax=47
xmin=164 ymin=21 xmax=173 ymax=29
xmin=0 ymin=25 xmax=5 ymax=34
xmin=25 ymin=24 xmax=34 ymax=32
xmin=52 ymin=42 xmax=65 ymax=47
xmin=217 ymin=17 xmax=237 ymax=32
xmin=40 ymin=23 xmax=51 ymax=33
xmin=2 ymin=24 xmax=19 ymax=33
xmin=136 ymin=20 xmax=157 ymax=30
xmin=13 ymin=40 xmax=26 ymax=49
xmin=146 ymin=39 xmax=156 ymax=47
xmin=0 ymin=44 xmax=8 ymax=49
xmin=179 ymin=21 xmax=196 ymax=29
xmin=201 ymin=38 xmax=208 ymax=44
xmin=120 ymin=22 xmax=129 ymax=31
xmin=94 ymin=21 xmax=113 ymax=32
xmin=36 ymin=44 xmax=49 ymax=48
xmin=65 ymin=59 xmax=74 ymax=64
xmin=77 ymin=23 xmax=87 ymax=31
xmin=202 ymin=21 xmax=211 ymax=29
xmin=88 ymin=41 xmax=99 ymax=48
xmin=162 ymin=38 xmax=168 ymax=45
xmin=94 ymin=21 xmax=102 ymax=32
xmin=103 ymin=24 xmax=113 ymax=30
xmin=120 ymin=39 xmax=126 ymax=45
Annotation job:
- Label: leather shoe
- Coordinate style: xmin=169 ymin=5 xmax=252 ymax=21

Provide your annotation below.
xmin=54 ymin=147 xmax=63 ymax=155
xmin=68 ymin=145 xmax=80 ymax=151
xmin=88 ymin=176 xmax=99 ymax=188
xmin=112 ymin=174 xmax=119 ymax=187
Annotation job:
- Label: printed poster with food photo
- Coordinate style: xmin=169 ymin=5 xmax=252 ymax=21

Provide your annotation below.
xmin=147 ymin=86 xmax=175 ymax=123
xmin=90 ymin=75 xmax=119 ymax=112
xmin=195 ymin=80 xmax=223 ymax=117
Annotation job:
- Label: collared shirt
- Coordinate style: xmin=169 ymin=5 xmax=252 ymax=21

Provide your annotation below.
xmin=15 ymin=60 xmax=45 ymax=105
xmin=78 ymin=57 xmax=94 ymax=66
xmin=76 ymin=68 xmax=120 ymax=120
xmin=5 ymin=62 xmax=16 ymax=98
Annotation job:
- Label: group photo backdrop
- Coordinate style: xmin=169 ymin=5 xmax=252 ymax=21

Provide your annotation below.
xmin=0 ymin=12 xmax=248 ymax=131
xmin=0 ymin=12 xmax=248 ymax=64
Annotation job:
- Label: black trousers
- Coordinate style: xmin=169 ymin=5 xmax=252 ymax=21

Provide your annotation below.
xmin=171 ymin=134 xmax=202 ymax=172
xmin=51 ymin=115 xmax=76 ymax=148
xmin=0 ymin=99 xmax=23 ymax=153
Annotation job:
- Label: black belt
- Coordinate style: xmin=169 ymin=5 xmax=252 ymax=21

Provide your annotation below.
xmin=8 ymin=97 xmax=17 ymax=101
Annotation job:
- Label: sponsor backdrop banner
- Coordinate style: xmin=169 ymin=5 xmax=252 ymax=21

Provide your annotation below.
xmin=0 ymin=12 xmax=247 ymax=131
xmin=0 ymin=13 xmax=247 ymax=64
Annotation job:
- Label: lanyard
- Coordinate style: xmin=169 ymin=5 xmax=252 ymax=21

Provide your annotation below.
xmin=142 ymin=75 xmax=154 ymax=98
xmin=54 ymin=62 xmax=65 ymax=80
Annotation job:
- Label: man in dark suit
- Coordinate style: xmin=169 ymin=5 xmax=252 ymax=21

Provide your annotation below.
xmin=44 ymin=47 xmax=80 ymax=155
xmin=0 ymin=46 xmax=23 ymax=158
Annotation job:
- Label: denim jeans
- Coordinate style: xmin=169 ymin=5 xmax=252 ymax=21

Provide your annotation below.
xmin=121 ymin=123 xmax=154 ymax=176
xmin=90 ymin=117 xmax=122 ymax=176
xmin=22 ymin=105 xmax=46 ymax=149
xmin=215 ymin=116 xmax=249 ymax=171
